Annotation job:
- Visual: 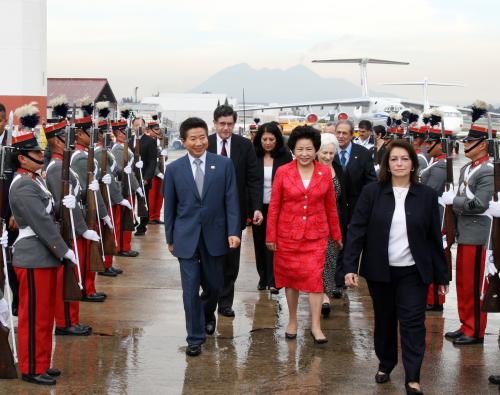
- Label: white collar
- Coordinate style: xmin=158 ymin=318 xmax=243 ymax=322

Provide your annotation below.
xmin=216 ymin=133 xmax=232 ymax=144
xmin=188 ymin=151 xmax=207 ymax=165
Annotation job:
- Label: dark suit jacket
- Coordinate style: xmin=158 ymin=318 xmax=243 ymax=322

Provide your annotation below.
xmin=334 ymin=143 xmax=377 ymax=224
xmin=163 ymin=152 xmax=240 ymax=259
xmin=255 ymin=149 xmax=293 ymax=185
xmin=208 ymin=133 xmax=262 ymax=231
xmin=139 ymin=134 xmax=158 ymax=183
xmin=342 ymin=181 xmax=448 ymax=285
xmin=332 ymin=160 xmax=348 ymax=238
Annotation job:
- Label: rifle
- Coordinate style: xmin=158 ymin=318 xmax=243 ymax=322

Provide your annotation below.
xmin=60 ymin=106 xmax=82 ymax=301
xmin=481 ymin=114 xmax=500 ymax=312
xmin=86 ymin=126 xmax=105 ymax=271
xmin=441 ymin=117 xmax=455 ymax=282
xmin=99 ymin=131 xmax=117 ymax=255
xmin=134 ymin=126 xmax=148 ymax=218
xmin=0 ymin=112 xmax=17 ymax=378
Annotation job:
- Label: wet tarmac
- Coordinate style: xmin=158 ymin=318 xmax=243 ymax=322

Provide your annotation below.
xmin=2 ymin=152 xmax=500 ymax=394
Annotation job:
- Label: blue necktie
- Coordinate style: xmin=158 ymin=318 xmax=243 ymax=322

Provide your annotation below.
xmin=340 ymin=150 xmax=347 ymax=168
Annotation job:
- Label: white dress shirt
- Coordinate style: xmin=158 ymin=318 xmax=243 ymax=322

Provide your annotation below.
xmin=216 ymin=134 xmax=232 ymax=158
xmin=187 ymin=151 xmax=207 ymax=179
xmin=263 ymin=166 xmax=273 ymax=204
xmin=388 ymin=187 xmax=416 ymax=267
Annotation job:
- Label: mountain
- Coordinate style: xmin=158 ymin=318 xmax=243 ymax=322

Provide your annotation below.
xmin=189 ymin=63 xmax=392 ymax=103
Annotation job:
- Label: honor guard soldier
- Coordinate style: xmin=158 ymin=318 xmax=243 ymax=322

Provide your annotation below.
xmin=44 ymin=117 xmax=95 ymax=336
xmin=10 ymin=104 xmax=78 ymax=385
xmin=95 ymin=117 xmax=127 ymax=276
xmin=70 ymin=116 xmax=112 ymax=302
xmin=442 ymin=102 xmax=494 ymax=345
xmin=146 ymin=116 xmax=165 ymax=224
xmin=421 ymin=126 xmax=452 ymax=311
xmin=110 ymin=120 xmax=140 ymax=257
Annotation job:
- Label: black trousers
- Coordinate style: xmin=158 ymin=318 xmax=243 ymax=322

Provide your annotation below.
xmin=367 ymin=265 xmax=427 ymax=383
xmin=137 ymin=183 xmax=152 ymax=232
xmin=217 ymin=245 xmax=241 ymax=310
xmin=252 ymin=204 xmax=275 ymax=288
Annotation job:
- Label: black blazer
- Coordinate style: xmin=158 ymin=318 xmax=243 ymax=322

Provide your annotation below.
xmin=334 ymin=143 xmax=377 ymax=222
xmin=255 ymin=148 xmax=293 ymax=186
xmin=332 ymin=160 xmax=348 ymax=239
xmin=139 ymin=134 xmax=159 ymax=183
xmin=342 ymin=181 xmax=448 ymax=285
xmin=208 ymin=133 xmax=263 ymax=231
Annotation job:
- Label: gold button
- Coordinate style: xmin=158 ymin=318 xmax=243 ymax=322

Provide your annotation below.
xmin=303 ymin=216 xmax=306 ymax=220
xmin=304 ymin=195 xmax=308 ymax=199
xmin=304 ymin=206 xmax=307 ymax=209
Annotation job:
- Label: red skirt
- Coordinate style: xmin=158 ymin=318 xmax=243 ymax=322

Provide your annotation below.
xmin=274 ymin=237 xmax=328 ymax=292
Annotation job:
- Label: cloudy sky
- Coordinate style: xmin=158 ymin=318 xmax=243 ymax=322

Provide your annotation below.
xmin=48 ymin=0 xmax=500 ymax=105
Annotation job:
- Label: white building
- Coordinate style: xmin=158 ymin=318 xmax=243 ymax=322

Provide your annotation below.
xmin=0 ymin=0 xmax=47 ymax=118
xmin=142 ymin=93 xmax=237 ymax=132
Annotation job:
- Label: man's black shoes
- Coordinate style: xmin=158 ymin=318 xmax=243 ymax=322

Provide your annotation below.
xmin=55 ymin=325 xmax=91 ymax=336
xmin=98 ymin=268 xmax=117 ymax=277
xmin=46 ymin=368 xmax=61 ymax=377
xmin=453 ymin=335 xmax=484 ymax=345
xmin=218 ymin=307 xmax=235 ymax=317
xmin=205 ymin=320 xmax=216 ymax=335
xmin=444 ymin=329 xmax=463 ymax=339
xmin=82 ymin=293 xmax=106 ymax=302
xmin=117 ymin=250 xmax=139 ymax=257
xmin=186 ymin=344 xmax=201 ymax=357
xmin=150 ymin=219 xmax=164 ymax=225
xmin=488 ymin=375 xmax=500 ymax=385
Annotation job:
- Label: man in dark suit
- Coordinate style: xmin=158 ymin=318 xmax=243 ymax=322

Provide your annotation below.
xmin=207 ymin=105 xmax=263 ymax=317
xmin=135 ymin=120 xmax=158 ymax=236
xmin=334 ymin=119 xmax=377 ymax=287
xmin=164 ymin=117 xmax=240 ymax=357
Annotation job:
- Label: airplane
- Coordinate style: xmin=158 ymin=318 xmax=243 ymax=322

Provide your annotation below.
xmin=238 ymin=58 xmax=467 ymax=134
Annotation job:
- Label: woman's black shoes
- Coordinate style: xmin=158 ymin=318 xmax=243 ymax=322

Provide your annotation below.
xmin=257 ymin=283 xmax=266 ymax=291
xmin=375 ymin=371 xmax=390 ymax=384
xmin=285 ymin=332 xmax=297 ymax=340
xmin=269 ymin=287 xmax=279 ymax=295
xmin=405 ymin=383 xmax=423 ymax=394
xmin=321 ymin=303 xmax=331 ymax=318
xmin=310 ymin=331 xmax=328 ymax=344
xmin=332 ymin=287 xmax=343 ymax=299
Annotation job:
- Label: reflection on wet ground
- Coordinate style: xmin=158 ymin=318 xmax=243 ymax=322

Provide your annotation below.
xmin=3 ymin=156 xmax=500 ymax=394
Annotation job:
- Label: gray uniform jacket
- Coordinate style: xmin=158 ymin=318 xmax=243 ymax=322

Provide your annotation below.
xmin=421 ymin=157 xmax=447 ymax=219
xmin=10 ymin=173 xmax=68 ymax=268
xmin=70 ymin=148 xmax=108 ymax=219
xmin=95 ymin=146 xmax=123 ymax=205
xmin=418 ymin=153 xmax=429 ymax=173
xmin=45 ymin=157 xmax=88 ymax=237
xmin=111 ymin=143 xmax=140 ymax=193
xmin=453 ymin=160 xmax=494 ymax=245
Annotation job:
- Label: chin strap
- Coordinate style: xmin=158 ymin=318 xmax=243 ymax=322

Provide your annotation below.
xmin=24 ymin=153 xmax=45 ymax=165
xmin=464 ymin=138 xmax=486 ymax=154
xmin=427 ymin=141 xmax=440 ymax=155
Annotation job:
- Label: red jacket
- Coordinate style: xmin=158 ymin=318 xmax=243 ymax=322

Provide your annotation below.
xmin=266 ymin=160 xmax=342 ymax=243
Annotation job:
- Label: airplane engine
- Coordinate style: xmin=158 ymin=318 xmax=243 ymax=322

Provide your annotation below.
xmin=306 ymin=113 xmax=319 ymax=124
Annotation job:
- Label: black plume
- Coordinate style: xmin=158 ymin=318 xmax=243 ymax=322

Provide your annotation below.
xmin=430 ymin=113 xmax=442 ymax=127
xmin=471 ymin=100 xmax=488 ymax=123
xmin=422 ymin=114 xmax=431 ymax=125
xmin=53 ymin=102 xmax=69 ymax=118
xmin=21 ymin=114 xmax=40 ymax=129
xmin=121 ymin=109 xmax=131 ymax=119
xmin=99 ymin=107 xmax=110 ymax=119
xmin=254 ymin=118 xmax=261 ymax=124
xmin=386 ymin=116 xmax=392 ymax=126
xmin=81 ymin=103 xmax=94 ymax=117
xmin=408 ymin=111 xmax=420 ymax=124
xmin=152 ymin=114 xmax=158 ymax=121
xmin=401 ymin=110 xmax=410 ymax=123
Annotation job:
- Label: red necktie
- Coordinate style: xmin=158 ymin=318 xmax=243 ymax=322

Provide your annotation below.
xmin=221 ymin=139 xmax=228 ymax=157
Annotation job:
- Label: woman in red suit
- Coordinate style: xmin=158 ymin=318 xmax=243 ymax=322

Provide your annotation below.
xmin=266 ymin=126 xmax=342 ymax=343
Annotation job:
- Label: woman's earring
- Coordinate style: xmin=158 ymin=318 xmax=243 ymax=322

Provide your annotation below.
xmin=411 ymin=168 xmax=415 ymax=172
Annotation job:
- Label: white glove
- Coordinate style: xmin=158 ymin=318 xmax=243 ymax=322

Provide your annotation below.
xmin=136 ymin=187 xmax=144 ymax=198
xmin=439 ymin=186 xmax=456 ymax=206
xmin=124 ymin=165 xmax=132 ymax=175
xmin=102 ymin=174 xmax=112 ymax=185
xmin=88 ymin=179 xmax=99 ymax=191
xmin=119 ymin=199 xmax=132 ymax=210
xmin=0 ymin=298 xmax=9 ymax=326
xmin=64 ymin=249 xmax=77 ymax=264
xmin=135 ymin=160 xmax=144 ymax=169
xmin=157 ymin=173 xmax=164 ymax=180
xmin=0 ymin=231 xmax=8 ymax=248
xmin=486 ymin=193 xmax=500 ymax=218
xmin=103 ymin=215 xmax=113 ymax=229
xmin=62 ymin=194 xmax=76 ymax=209
xmin=82 ymin=229 xmax=100 ymax=241
xmin=486 ymin=249 xmax=497 ymax=276
xmin=161 ymin=148 xmax=168 ymax=157
xmin=374 ymin=164 xmax=380 ymax=173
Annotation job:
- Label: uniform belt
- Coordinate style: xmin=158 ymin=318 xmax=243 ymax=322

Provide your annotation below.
xmin=15 ymin=226 xmax=36 ymax=244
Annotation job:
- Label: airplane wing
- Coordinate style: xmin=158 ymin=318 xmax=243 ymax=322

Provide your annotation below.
xmin=237 ymin=98 xmax=372 ymax=112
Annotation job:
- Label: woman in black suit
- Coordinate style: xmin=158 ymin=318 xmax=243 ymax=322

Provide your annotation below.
xmin=343 ymin=140 xmax=448 ymax=395
xmin=252 ymin=122 xmax=292 ymax=294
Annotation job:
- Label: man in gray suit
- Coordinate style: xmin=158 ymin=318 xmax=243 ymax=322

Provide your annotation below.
xmin=442 ymin=125 xmax=495 ymax=345
xmin=164 ymin=117 xmax=240 ymax=357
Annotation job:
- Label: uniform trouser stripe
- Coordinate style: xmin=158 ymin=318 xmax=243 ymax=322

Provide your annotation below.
xmin=27 ymin=269 xmax=36 ymax=375
xmin=474 ymin=246 xmax=482 ymax=339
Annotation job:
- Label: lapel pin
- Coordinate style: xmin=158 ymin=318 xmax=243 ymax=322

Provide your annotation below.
xmin=211 ymin=165 xmax=215 ymax=169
